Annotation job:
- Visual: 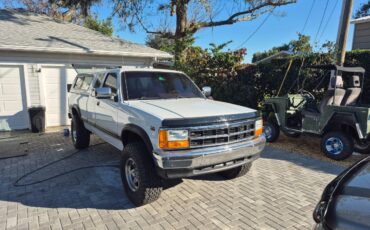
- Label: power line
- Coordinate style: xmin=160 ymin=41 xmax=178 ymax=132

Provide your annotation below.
xmin=314 ymin=0 xmax=330 ymax=43
xmin=238 ymin=11 xmax=273 ymax=48
xmin=318 ymin=0 xmax=340 ymax=41
xmin=301 ymin=0 xmax=316 ymax=33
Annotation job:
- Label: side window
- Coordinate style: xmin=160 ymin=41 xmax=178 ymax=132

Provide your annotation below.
xmin=94 ymin=73 xmax=105 ymax=88
xmin=81 ymin=75 xmax=93 ymax=90
xmin=103 ymin=73 xmax=117 ymax=95
xmin=74 ymin=76 xmax=84 ymax=90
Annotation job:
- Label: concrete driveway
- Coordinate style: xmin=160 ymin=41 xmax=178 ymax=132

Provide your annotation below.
xmin=0 ymin=132 xmax=344 ymax=230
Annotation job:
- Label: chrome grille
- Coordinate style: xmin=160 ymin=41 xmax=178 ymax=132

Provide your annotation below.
xmin=189 ymin=120 xmax=255 ymax=148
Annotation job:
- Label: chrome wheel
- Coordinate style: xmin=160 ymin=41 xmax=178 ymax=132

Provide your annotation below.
xmin=125 ymin=158 xmax=139 ymax=192
xmin=263 ymin=125 xmax=272 ymax=139
xmin=325 ymin=137 xmax=344 ymax=155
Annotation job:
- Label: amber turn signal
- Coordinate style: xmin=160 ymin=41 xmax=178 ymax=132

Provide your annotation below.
xmin=255 ymin=119 xmax=263 ymax=137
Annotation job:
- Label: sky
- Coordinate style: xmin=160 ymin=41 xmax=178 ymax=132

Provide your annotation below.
xmin=89 ymin=0 xmax=368 ymax=63
xmin=1 ymin=0 xmax=368 ymax=63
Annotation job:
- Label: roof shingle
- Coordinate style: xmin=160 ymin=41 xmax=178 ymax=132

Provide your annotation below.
xmin=0 ymin=9 xmax=172 ymax=59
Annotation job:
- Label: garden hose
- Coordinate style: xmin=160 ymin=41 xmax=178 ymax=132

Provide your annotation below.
xmin=13 ymin=142 xmax=120 ymax=187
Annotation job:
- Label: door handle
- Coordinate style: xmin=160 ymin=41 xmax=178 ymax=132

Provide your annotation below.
xmin=97 ymin=101 xmax=100 ymax=106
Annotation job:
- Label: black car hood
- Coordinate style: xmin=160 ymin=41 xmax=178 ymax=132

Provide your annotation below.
xmin=324 ymin=158 xmax=370 ymax=230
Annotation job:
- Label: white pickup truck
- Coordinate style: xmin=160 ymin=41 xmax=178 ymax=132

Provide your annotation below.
xmin=68 ymin=68 xmax=265 ymax=206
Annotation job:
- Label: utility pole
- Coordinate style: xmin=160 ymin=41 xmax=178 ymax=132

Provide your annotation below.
xmin=336 ymin=0 xmax=354 ymax=66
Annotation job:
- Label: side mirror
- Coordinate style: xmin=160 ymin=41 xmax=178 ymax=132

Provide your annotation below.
xmin=202 ymin=86 xmax=212 ymax=97
xmin=95 ymin=87 xmax=112 ymax=99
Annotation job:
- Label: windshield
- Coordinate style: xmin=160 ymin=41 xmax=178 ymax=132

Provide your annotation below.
xmin=122 ymin=71 xmax=204 ymax=100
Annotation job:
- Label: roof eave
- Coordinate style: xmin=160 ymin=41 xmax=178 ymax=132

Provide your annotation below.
xmin=0 ymin=45 xmax=173 ymax=59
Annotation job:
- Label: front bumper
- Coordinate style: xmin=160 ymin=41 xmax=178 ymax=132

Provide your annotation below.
xmin=153 ymin=135 xmax=266 ymax=178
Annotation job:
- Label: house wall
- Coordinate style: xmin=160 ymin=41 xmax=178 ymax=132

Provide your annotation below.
xmin=352 ymin=22 xmax=370 ymax=50
xmin=0 ymin=50 xmax=154 ymax=130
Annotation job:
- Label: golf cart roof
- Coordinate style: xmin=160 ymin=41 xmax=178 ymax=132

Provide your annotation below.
xmin=307 ymin=64 xmax=365 ymax=73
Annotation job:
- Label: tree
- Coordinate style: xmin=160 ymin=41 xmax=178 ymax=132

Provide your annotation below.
xmin=252 ymin=33 xmax=312 ymax=62
xmin=84 ymin=15 xmax=113 ymax=36
xmin=4 ymin=0 xmax=82 ymax=21
xmin=355 ymin=1 xmax=370 ymax=18
xmin=115 ymin=0 xmax=296 ymax=61
xmin=146 ymin=33 xmax=176 ymax=54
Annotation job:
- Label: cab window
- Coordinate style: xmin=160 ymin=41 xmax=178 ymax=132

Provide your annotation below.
xmin=94 ymin=72 xmax=106 ymax=88
xmin=103 ymin=73 xmax=117 ymax=95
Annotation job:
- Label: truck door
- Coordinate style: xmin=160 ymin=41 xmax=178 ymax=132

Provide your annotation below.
xmin=87 ymin=72 xmax=106 ymax=124
xmin=94 ymin=72 xmax=119 ymax=136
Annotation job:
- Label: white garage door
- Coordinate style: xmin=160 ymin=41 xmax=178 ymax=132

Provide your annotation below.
xmin=43 ymin=66 xmax=77 ymax=127
xmin=0 ymin=65 xmax=28 ymax=131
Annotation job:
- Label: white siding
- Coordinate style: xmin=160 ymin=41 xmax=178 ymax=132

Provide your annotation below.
xmin=352 ymin=22 xmax=370 ymax=50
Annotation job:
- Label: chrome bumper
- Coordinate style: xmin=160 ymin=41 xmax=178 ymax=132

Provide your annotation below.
xmin=153 ymin=135 xmax=266 ymax=178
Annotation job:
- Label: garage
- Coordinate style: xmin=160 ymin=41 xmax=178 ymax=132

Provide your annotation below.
xmin=0 ymin=65 xmax=28 ymax=131
xmin=0 ymin=9 xmax=171 ymax=131
xmin=43 ymin=66 xmax=76 ymax=127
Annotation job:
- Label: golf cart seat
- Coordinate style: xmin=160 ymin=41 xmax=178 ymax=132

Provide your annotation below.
xmin=302 ymin=76 xmax=346 ymax=119
xmin=341 ymin=75 xmax=361 ymax=106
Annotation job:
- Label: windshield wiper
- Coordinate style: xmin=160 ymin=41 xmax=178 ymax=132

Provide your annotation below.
xmin=137 ymin=96 xmax=161 ymax=100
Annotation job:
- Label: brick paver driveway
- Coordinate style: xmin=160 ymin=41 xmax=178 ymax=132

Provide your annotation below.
xmin=0 ymin=132 xmax=344 ymax=230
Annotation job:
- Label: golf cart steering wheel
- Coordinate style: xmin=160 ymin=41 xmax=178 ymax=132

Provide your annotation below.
xmin=298 ymin=89 xmax=315 ymax=101
xmin=290 ymin=89 xmax=315 ymax=109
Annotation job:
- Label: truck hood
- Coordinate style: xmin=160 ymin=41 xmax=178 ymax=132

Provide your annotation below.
xmin=128 ymin=98 xmax=256 ymax=120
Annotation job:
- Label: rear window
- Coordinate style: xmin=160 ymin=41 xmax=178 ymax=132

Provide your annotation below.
xmin=73 ymin=75 xmax=93 ymax=91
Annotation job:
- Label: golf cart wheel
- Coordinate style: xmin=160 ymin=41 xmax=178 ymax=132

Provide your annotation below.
xmin=321 ymin=132 xmax=354 ymax=160
xmin=120 ymin=142 xmax=163 ymax=206
xmin=354 ymin=139 xmax=370 ymax=154
xmin=264 ymin=121 xmax=280 ymax=142
xmin=282 ymin=130 xmax=301 ymax=138
xmin=218 ymin=163 xmax=252 ymax=179
xmin=71 ymin=115 xmax=90 ymax=149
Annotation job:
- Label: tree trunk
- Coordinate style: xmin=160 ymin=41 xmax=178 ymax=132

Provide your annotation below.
xmin=174 ymin=0 xmax=188 ymax=64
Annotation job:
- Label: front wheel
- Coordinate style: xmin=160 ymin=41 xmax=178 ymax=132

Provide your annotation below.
xmin=321 ymin=132 xmax=354 ymax=160
xmin=218 ymin=163 xmax=252 ymax=179
xmin=120 ymin=142 xmax=163 ymax=206
xmin=71 ymin=115 xmax=90 ymax=149
xmin=263 ymin=121 xmax=280 ymax=142
xmin=354 ymin=139 xmax=370 ymax=154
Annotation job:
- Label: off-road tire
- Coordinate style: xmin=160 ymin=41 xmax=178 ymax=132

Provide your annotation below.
xmin=71 ymin=115 xmax=90 ymax=149
xmin=321 ymin=132 xmax=354 ymax=160
xmin=264 ymin=121 xmax=280 ymax=142
xmin=282 ymin=130 xmax=301 ymax=138
xmin=120 ymin=142 xmax=163 ymax=206
xmin=354 ymin=139 xmax=370 ymax=154
xmin=218 ymin=163 xmax=252 ymax=179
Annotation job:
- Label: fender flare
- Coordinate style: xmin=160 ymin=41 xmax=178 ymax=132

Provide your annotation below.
xmin=121 ymin=124 xmax=153 ymax=152
xmin=70 ymin=105 xmax=81 ymax=119
xmin=324 ymin=112 xmax=363 ymax=138
xmin=262 ymin=102 xmax=280 ymax=126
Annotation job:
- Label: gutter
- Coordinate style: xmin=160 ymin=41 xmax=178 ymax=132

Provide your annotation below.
xmin=0 ymin=45 xmax=173 ymax=59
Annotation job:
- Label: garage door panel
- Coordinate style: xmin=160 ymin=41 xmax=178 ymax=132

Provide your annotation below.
xmin=43 ymin=66 xmax=76 ymax=127
xmin=0 ymin=65 xmax=28 ymax=131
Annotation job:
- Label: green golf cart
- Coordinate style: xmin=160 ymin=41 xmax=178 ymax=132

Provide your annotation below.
xmin=263 ymin=64 xmax=370 ymax=160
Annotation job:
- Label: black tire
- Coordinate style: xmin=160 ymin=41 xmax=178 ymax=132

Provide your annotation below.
xmin=321 ymin=132 xmax=354 ymax=160
xmin=282 ymin=130 xmax=301 ymax=138
xmin=71 ymin=115 xmax=90 ymax=149
xmin=264 ymin=121 xmax=280 ymax=142
xmin=218 ymin=163 xmax=252 ymax=179
xmin=120 ymin=142 xmax=163 ymax=206
xmin=354 ymin=139 xmax=370 ymax=154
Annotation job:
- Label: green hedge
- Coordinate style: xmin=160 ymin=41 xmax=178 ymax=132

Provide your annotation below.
xmin=212 ymin=50 xmax=370 ymax=109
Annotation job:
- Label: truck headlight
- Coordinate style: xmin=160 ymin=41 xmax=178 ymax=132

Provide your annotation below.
xmin=255 ymin=119 xmax=263 ymax=137
xmin=159 ymin=129 xmax=189 ymax=149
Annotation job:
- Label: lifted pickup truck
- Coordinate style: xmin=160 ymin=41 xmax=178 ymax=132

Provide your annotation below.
xmin=68 ymin=68 xmax=265 ymax=206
